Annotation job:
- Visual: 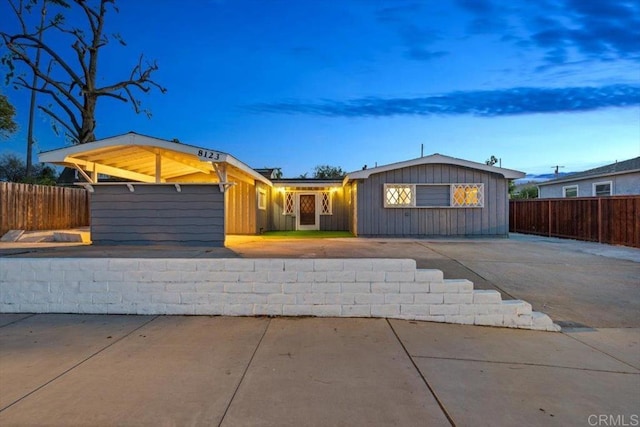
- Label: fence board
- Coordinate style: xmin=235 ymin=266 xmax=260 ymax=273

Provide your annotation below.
xmin=0 ymin=182 xmax=90 ymax=235
xmin=510 ymin=196 xmax=640 ymax=248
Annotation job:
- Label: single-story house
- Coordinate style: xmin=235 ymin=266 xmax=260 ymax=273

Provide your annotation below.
xmin=537 ymin=157 xmax=640 ymax=199
xmin=39 ymin=132 xmax=524 ymax=245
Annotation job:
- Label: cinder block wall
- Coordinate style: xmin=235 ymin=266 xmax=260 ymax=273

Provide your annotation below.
xmin=0 ymin=258 xmax=559 ymax=331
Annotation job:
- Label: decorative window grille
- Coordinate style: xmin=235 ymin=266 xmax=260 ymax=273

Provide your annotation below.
xmin=451 ymin=184 xmax=484 ymax=207
xmin=384 ymin=183 xmax=484 ymax=208
xmin=321 ymin=192 xmax=332 ymax=214
xmin=384 ymin=185 xmax=414 ymax=207
xmin=283 ymin=192 xmax=295 ymax=214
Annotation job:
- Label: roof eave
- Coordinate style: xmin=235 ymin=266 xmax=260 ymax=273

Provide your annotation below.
xmin=537 ymin=169 xmax=640 ymax=186
xmin=39 ymin=132 xmax=272 ymax=186
xmin=344 ymin=154 xmax=525 ymax=182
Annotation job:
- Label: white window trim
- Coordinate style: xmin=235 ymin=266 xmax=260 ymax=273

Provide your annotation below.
xmin=384 ymin=183 xmax=484 ymax=208
xmin=383 ymin=184 xmax=416 ymax=208
xmin=296 ymin=193 xmax=319 ymax=230
xmin=592 ymin=181 xmax=612 ymax=197
xmin=320 ymin=191 xmax=333 ymax=215
xmin=258 ymin=189 xmax=267 ymax=210
xmin=562 ymin=185 xmax=579 ymax=198
xmin=451 ymin=183 xmax=484 ymax=208
xmin=283 ymin=191 xmax=295 ymax=215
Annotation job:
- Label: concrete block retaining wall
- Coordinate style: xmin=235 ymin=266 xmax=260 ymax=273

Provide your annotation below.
xmin=0 ymin=258 xmax=560 ymax=331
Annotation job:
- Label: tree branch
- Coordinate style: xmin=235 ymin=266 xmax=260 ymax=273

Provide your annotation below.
xmin=15 ymin=75 xmax=82 ymax=133
xmin=37 ymin=105 xmax=78 ymax=140
xmin=96 ymin=56 xmax=166 ymax=95
xmin=3 ymin=40 xmax=85 ymax=111
xmin=3 ymin=33 xmax=85 ymax=88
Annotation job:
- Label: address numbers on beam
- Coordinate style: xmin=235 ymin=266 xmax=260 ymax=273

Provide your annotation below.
xmin=197 ymin=149 xmax=223 ymax=161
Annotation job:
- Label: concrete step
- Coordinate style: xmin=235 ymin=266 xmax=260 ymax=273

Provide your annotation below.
xmin=53 ymin=231 xmax=91 ymax=243
xmin=0 ymin=230 xmax=25 ymax=242
xmin=472 ymin=289 xmax=502 ymax=304
xmin=531 ymin=311 xmax=562 ymax=332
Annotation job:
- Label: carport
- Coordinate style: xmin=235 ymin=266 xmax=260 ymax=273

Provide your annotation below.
xmin=39 ymin=132 xmax=272 ymax=245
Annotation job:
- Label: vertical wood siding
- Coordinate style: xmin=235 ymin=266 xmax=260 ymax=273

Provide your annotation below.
xmin=255 ymin=182 xmax=270 ymax=234
xmin=0 ymin=182 xmax=89 ymax=235
xmin=90 ymin=184 xmax=224 ymax=246
xmin=348 ymin=184 xmax=356 ymax=235
xmin=319 ymin=188 xmax=349 ymax=231
xmin=356 ymin=164 xmax=508 ymax=237
xmin=225 ymin=180 xmax=257 ymax=234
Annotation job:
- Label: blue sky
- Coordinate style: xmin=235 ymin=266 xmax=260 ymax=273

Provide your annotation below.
xmin=1 ymin=0 xmax=639 ymax=177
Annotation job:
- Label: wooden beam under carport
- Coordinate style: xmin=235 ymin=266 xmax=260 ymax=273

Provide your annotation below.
xmin=64 ymin=157 xmax=157 ymax=183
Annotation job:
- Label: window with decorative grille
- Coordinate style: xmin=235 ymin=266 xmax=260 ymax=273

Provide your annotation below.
xmin=283 ymin=192 xmax=295 ymax=214
xmin=451 ymin=184 xmax=484 ymax=207
xmin=384 ymin=185 xmax=414 ymax=207
xmin=321 ymin=192 xmax=332 ymax=214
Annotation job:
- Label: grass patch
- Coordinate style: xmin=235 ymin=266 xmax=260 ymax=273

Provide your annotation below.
xmin=261 ymin=231 xmax=353 ymax=239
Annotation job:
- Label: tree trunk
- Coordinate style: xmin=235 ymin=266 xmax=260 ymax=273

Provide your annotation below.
xmin=79 ymin=95 xmax=97 ymax=144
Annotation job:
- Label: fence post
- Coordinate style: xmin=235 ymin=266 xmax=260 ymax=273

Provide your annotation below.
xmin=548 ymin=199 xmax=552 ymax=237
xmin=598 ymin=197 xmax=602 ymax=243
xmin=512 ymin=201 xmax=516 ymax=233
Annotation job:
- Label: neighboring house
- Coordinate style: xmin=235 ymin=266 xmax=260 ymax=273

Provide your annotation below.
xmin=537 ymin=157 xmax=640 ymax=199
xmin=39 ymin=132 xmax=524 ymax=245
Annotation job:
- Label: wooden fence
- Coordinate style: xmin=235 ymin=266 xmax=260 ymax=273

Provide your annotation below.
xmin=509 ymin=196 xmax=640 ymax=248
xmin=0 ymin=182 xmax=90 ymax=236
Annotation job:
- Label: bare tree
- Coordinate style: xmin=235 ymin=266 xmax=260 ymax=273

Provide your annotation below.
xmin=1 ymin=0 xmax=166 ymax=145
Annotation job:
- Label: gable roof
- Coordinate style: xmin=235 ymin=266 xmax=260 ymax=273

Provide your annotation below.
xmin=344 ymin=153 xmax=525 ymax=182
xmin=39 ymin=132 xmax=272 ymax=185
xmin=538 ymin=156 xmax=640 ymax=186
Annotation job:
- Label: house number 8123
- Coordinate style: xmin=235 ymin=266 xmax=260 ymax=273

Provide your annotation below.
xmin=197 ymin=150 xmax=220 ymax=160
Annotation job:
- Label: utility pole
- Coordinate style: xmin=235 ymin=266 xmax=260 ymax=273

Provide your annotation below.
xmin=26 ymin=2 xmax=47 ymax=178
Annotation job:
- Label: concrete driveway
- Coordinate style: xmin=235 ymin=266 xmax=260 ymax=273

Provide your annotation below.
xmin=227 ymin=234 xmax=640 ymax=328
xmin=1 ymin=235 xmax=638 ymax=426
xmin=1 ymin=314 xmax=638 ymax=427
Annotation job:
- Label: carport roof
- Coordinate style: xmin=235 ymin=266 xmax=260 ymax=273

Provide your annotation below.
xmin=344 ymin=153 xmax=525 ymax=182
xmin=39 ymin=132 xmax=272 ymax=185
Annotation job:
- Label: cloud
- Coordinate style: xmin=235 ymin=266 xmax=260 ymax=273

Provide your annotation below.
xmin=457 ymin=0 xmax=640 ymax=64
xmin=535 ymin=0 xmax=640 ymax=61
xmin=247 ymin=85 xmax=640 ymax=118
xmin=375 ymin=4 xmax=448 ymax=61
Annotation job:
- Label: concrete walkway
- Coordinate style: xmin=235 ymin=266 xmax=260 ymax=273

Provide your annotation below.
xmin=0 ymin=314 xmax=637 ymax=426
